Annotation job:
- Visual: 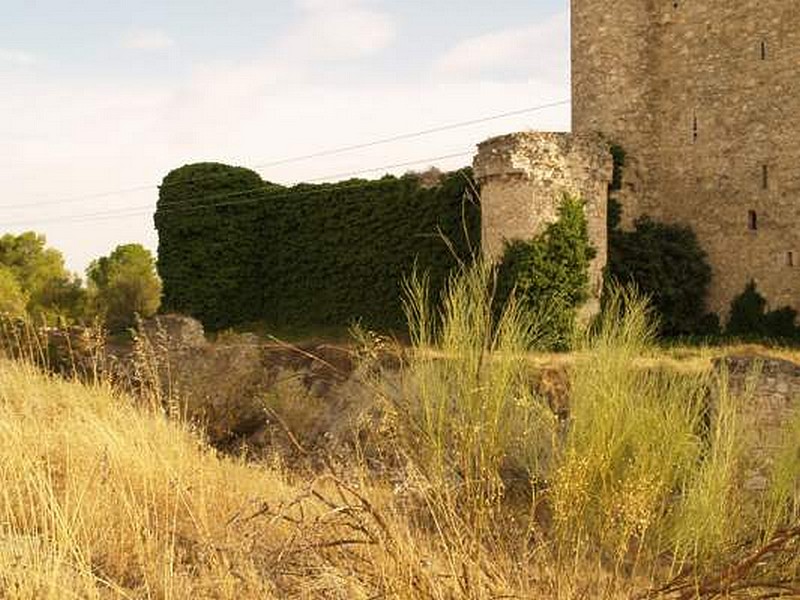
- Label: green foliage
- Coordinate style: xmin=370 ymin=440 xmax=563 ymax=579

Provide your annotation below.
xmin=155 ymin=163 xmax=479 ymax=331
xmin=725 ymin=280 xmax=799 ymax=340
xmin=0 ymin=266 xmax=28 ymax=317
xmin=87 ymin=244 xmax=162 ymax=331
xmin=155 ymin=163 xmax=271 ymax=329
xmin=0 ymin=231 xmax=86 ymax=323
xmin=553 ymin=286 xmax=714 ymax=562
xmin=609 ymin=144 xmax=626 ymax=192
xmin=396 ymin=260 xmax=556 ymax=536
xmin=495 ymin=196 xmax=594 ymax=350
xmin=608 ymin=216 xmax=714 ymax=336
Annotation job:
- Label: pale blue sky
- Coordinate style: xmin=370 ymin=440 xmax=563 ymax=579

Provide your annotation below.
xmin=0 ymin=0 xmax=570 ymax=272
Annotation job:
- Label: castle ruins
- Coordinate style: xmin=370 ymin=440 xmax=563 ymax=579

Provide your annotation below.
xmin=475 ymin=1 xmax=799 ymax=319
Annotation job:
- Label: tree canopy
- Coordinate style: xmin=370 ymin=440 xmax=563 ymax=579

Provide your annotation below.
xmin=607 ymin=214 xmax=715 ymax=336
xmin=0 ymin=266 xmax=28 ymax=317
xmin=0 ymin=232 xmax=85 ymax=322
xmin=87 ymin=244 xmax=162 ymax=330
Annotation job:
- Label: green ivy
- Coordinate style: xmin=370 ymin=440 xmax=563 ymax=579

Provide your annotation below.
xmin=155 ymin=163 xmax=479 ymax=331
xmin=495 ymin=196 xmax=595 ymax=350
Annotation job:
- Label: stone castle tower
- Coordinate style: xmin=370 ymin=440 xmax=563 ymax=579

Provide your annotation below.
xmin=475 ymin=1 xmax=799 ymax=320
xmin=573 ymin=0 xmax=800 ymax=316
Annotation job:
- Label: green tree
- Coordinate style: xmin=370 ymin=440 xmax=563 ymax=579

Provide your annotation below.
xmin=608 ymin=216 xmax=714 ymax=336
xmin=0 ymin=232 xmax=85 ymax=322
xmin=495 ymin=196 xmax=595 ymax=350
xmin=87 ymin=244 xmax=162 ymax=330
xmin=0 ymin=266 xmax=28 ymax=317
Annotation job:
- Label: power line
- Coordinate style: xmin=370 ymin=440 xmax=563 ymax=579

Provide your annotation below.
xmin=0 ymin=185 xmax=156 ymax=211
xmin=0 ymin=151 xmax=475 ymax=228
xmin=0 ymin=99 xmax=568 ymax=211
xmin=245 ymin=99 xmax=570 ymax=169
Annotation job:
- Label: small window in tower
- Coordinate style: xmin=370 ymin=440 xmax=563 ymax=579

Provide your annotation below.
xmin=762 ymin=164 xmax=769 ymax=189
xmin=692 ymin=114 xmax=698 ymax=142
xmin=787 ymin=252 xmax=794 ymax=267
xmin=748 ymin=210 xmax=758 ymax=231
xmin=761 ymin=40 xmax=768 ymax=60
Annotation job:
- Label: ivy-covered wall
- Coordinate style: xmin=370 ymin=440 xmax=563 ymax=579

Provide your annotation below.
xmin=155 ymin=163 xmax=479 ymax=331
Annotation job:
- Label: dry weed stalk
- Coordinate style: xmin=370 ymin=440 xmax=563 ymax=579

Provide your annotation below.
xmin=647 ymin=523 xmax=800 ymax=599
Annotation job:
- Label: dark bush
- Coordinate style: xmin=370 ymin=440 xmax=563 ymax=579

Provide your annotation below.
xmin=608 ymin=215 xmax=713 ymax=336
xmin=726 ymin=280 xmax=799 ymax=340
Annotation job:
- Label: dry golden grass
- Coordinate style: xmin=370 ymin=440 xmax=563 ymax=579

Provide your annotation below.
xmin=2 ymin=266 xmax=800 ymax=598
xmin=1 ymin=359 xmax=299 ymax=598
xmin=0 ymin=359 xmax=580 ymax=599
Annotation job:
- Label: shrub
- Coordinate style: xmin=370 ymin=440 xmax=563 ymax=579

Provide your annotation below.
xmin=726 ymin=280 xmax=800 ymax=340
xmin=495 ymin=195 xmax=594 ymax=349
xmin=608 ymin=215 xmax=714 ymax=336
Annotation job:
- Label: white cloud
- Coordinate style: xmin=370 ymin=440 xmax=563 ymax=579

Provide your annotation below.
xmin=0 ymin=48 xmax=36 ymax=66
xmin=278 ymin=0 xmax=396 ymax=61
xmin=433 ymin=11 xmax=569 ymax=85
xmin=121 ymin=29 xmax=176 ymax=51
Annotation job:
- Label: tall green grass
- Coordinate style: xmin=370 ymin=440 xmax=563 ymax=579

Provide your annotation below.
xmin=393 ymin=260 xmax=799 ymax=593
xmin=552 ymin=287 xmax=712 ymax=568
xmin=397 ymin=261 xmax=557 ymax=536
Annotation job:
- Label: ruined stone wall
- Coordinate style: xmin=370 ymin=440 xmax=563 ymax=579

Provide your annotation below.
xmin=473 ymin=132 xmax=612 ymax=317
xmin=717 ymin=355 xmax=800 ymax=491
xmin=572 ymin=0 xmax=800 ymax=318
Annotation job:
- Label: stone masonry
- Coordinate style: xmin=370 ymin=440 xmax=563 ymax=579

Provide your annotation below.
xmin=572 ymin=0 xmax=800 ymax=318
xmin=716 ymin=355 xmax=800 ymax=491
xmin=473 ymin=132 xmax=613 ymax=318
xmin=476 ymin=2 xmax=799 ymax=322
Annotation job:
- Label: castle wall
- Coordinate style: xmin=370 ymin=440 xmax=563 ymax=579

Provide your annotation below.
xmin=571 ymin=0 xmax=655 ymax=168
xmin=572 ymin=0 xmax=800 ymax=318
xmin=473 ymin=132 xmax=612 ymax=318
xmin=717 ymin=355 xmax=800 ymax=492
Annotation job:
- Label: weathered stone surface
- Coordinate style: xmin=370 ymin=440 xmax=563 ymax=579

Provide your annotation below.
xmin=573 ymin=0 xmax=800 ymax=318
xmin=139 ymin=314 xmax=206 ymax=350
xmin=473 ymin=131 xmax=613 ymax=319
xmin=714 ymin=355 xmax=800 ymax=490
